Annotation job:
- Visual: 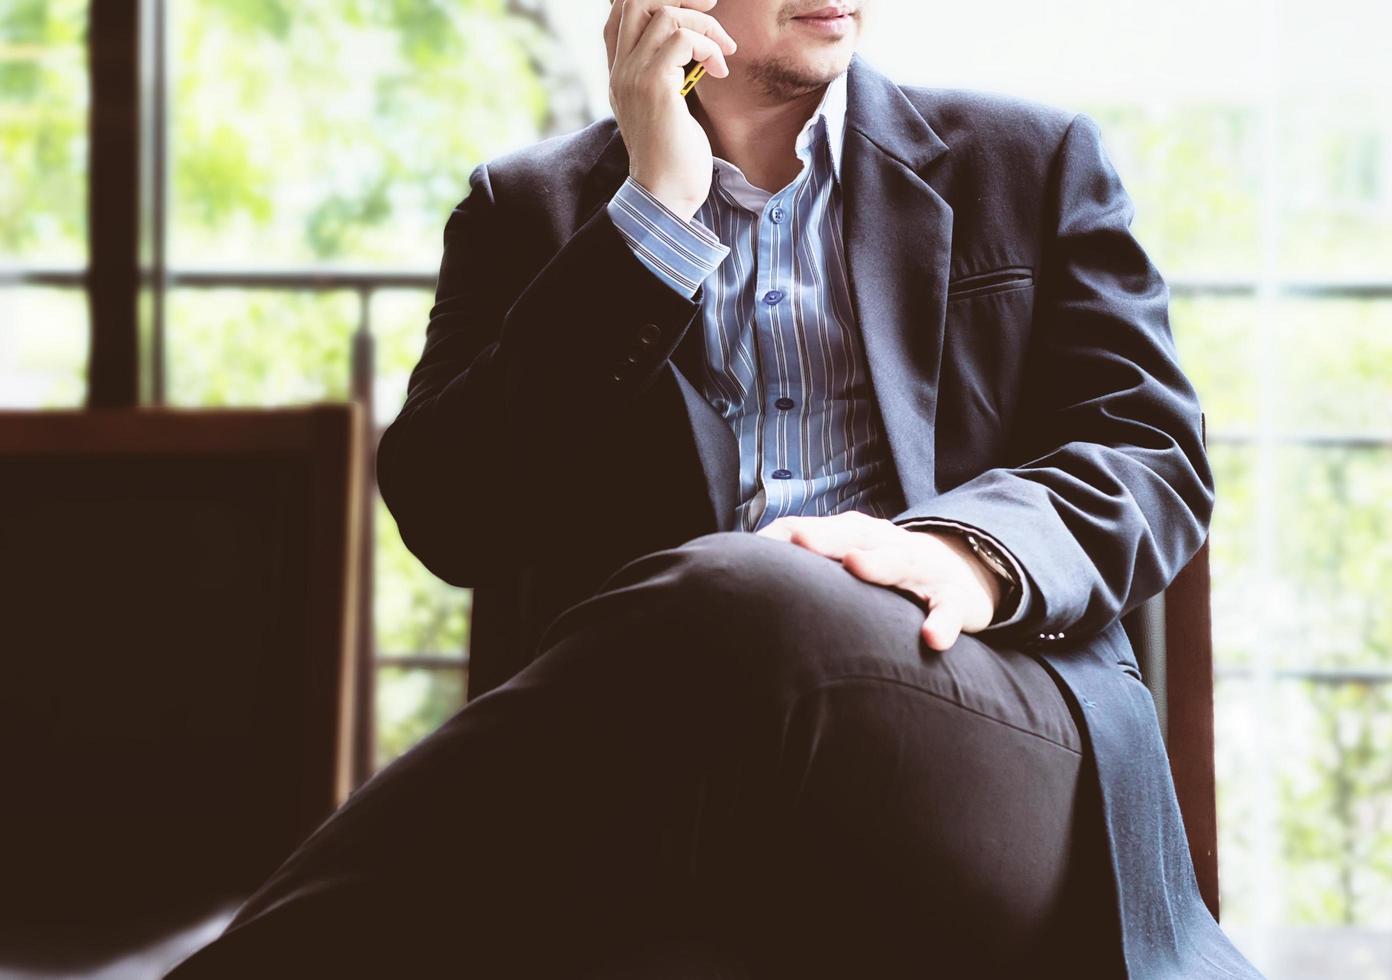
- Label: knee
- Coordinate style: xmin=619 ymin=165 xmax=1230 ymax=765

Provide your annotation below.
xmin=665 ymin=530 xmax=846 ymax=630
xmin=651 ymin=531 xmax=927 ymax=695
xmin=667 ymin=529 xmax=807 ymax=604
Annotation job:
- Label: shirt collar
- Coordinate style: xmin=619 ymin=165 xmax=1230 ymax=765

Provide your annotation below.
xmin=709 ymin=67 xmax=847 ymax=192
xmin=796 ymin=65 xmax=847 ymax=183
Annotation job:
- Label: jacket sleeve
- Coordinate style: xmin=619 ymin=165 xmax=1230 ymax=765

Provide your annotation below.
xmin=375 ymin=161 xmax=711 ymax=588
xmin=890 ymin=112 xmax=1216 ymax=647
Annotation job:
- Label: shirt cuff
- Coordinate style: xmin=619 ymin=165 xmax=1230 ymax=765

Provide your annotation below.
xmin=894 ymin=517 xmax=1034 ymax=628
xmin=607 ymin=175 xmax=729 ymax=299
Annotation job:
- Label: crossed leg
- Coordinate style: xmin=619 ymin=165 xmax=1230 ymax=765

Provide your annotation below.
xmin=166 ymin=530 xmax=1118 ymax=979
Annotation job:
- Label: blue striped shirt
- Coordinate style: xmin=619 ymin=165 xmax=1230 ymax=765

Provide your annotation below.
xmin=605 ymin=70 xmax=1031 ymax=627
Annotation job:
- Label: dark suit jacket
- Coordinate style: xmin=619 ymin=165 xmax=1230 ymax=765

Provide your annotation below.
xmin=376 ymin=51 xmax=1264 ymax=979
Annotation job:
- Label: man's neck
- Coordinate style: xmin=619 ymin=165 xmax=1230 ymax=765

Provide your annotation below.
xmin=689 ymin=83 xmax=828 ymax=194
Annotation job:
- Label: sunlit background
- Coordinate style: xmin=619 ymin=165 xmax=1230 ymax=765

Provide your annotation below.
xmin=2 ymin=1 xmax=1388 ymax=976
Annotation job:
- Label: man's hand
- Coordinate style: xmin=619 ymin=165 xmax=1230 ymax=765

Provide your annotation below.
xmin=604 ymin=0 xmax=738 ymax=222
xmin=754 ymin=511 xmax=1004 ymax=652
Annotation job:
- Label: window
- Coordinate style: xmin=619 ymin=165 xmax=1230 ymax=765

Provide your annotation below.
xmin=1 ymin=0 xmax=565 ymax=779
xmin=156 ymin=0 xmax=563 ymax=775
xmin=1 ymin=0 xmax=89 ymax=407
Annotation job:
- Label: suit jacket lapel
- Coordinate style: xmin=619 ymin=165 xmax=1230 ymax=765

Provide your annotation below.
xmin=840 ymin=52 xmax=952 ymax=507
xmin=575 ymin=52 xmax=954 ymax=521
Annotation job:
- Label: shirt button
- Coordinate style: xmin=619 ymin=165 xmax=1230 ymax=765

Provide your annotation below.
xmin=769 ymin=206 xmax=786 ymax=223
xmin=771 ymin=469 xmax=792 ymax=479
xmin=762 ymin=289 xmax=785 ymax=305
xmin=774 ymin=397 xmax=795 ymax=410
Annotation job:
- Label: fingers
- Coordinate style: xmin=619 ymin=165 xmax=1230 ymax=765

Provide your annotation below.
xmin=607 ymin=0 xmax=736 ymax=77
xmin=761 ymin=514 xmax=982 ymax=652
xmin=755 ymin=511 xmax=896 ymax=556
xmin=839 ymin=544 xmax=922 ymax=598
xmin=754 ymin=514 xmax=989 ymax=652
xmin=841 ymin=545 xmax=964 ymax=651
xmin=921 ymin=597 xmax=964 ymax=652
xmin=646 ymin=25 xmax=730 ymax=79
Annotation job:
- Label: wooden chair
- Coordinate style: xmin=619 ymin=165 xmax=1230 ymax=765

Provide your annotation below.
xmin=1120 ymin=410 xmax=1220 ymax=920
xmin=0 ymin=404 xmax=362 ymax=977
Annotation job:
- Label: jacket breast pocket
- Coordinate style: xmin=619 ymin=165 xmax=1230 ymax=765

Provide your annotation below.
xmin=934 ymin=265 xmax=1037 ymax=488
xmin=946 ymin=265 xmax=1034 ymax=302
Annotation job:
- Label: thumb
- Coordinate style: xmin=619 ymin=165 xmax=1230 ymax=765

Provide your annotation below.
xmin=921 ymin=598 xmax=963 ymax=652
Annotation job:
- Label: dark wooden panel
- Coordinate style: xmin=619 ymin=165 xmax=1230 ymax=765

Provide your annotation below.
xmin=1166 ymin=412 xmax=1220 ymax=920
xmin=87 ymin=0 xmax=141 ymax=408
xmin=0 ymin=405 xmax=361 ymax=965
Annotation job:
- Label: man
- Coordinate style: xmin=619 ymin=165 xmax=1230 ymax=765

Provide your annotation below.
xmin=168 ymin=1 xmax=1265 ymax=977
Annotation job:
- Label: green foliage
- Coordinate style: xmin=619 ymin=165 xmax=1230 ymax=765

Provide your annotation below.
xmin=374 ymin=494 xmax=470 ymax=659
xmin=0 ymin=0 xmax=87 ymax=261
xmin=1079 ymin=101 xmax=1262 ymax=279
xmin=202 ymin=0 xmax=291 ymax=36
xmin=169 ymin=0 xmax=549 ymax=265
xmin=164 ymin=289 xmax=356 ymax=404
xmin=370 ymin=289 xmax=471 ymax=658
xmin=374 ymin=664 xmax=465 ymax=770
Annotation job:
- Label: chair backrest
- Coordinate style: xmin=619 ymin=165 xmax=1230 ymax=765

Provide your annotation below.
xmin=0 ymin=404 xmax=362 ymax=964
xmin=1120 ymin=410 xmax=1219 ymax=920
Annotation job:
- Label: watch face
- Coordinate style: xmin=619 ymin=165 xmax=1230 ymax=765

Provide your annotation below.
xmin=972 ymin=537 xmax=1016 ymax=585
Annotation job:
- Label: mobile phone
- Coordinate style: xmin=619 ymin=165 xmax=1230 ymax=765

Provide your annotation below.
xmin=680 ymin=59 xmax=706 ymax=97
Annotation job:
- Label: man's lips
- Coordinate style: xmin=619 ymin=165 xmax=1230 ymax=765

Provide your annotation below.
xmin=796 ymin=5 xmax=855 ymax=19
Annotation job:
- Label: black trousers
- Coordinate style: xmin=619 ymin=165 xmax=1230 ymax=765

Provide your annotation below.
xmin=166 ymin=531 xmax=1123 ymax=978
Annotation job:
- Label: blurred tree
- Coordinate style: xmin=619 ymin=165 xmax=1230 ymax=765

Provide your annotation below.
xmin=169 ymin=0 xmax=554 ymax=265
xmin=0 ymin=0 xmax=87 ymax=262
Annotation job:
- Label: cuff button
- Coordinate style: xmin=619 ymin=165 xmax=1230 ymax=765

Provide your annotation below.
xmin=637 ymin=322 xmax=662 ymax=344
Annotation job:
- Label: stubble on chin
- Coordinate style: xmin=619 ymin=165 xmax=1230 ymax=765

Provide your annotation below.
xmin=742 ymin=51 xmax=849 ymax=101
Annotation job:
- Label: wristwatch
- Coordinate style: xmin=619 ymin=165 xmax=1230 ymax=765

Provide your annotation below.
xmin=961 ymin=530 xmax=1021 ymax=616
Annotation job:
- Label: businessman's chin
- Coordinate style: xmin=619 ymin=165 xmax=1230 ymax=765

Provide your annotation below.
xmin=745 ymin=49 xmax=852 ymax=101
